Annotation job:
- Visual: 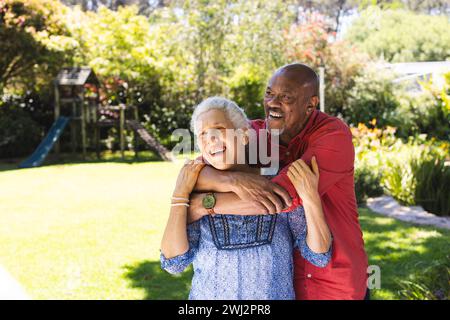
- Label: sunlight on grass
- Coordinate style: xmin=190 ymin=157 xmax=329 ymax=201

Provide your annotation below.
xmin=359 ymin=208 xmax=449 ymax=300
xmin=0 ymin=161 xmax=186 ymax=299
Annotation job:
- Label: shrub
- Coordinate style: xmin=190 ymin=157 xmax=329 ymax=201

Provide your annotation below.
xmin=0 ymin=0 xmax=76 ymax=95
xmin=352 ymin=123 xmax=450 ymax=215
xmin=225 ymin=63 xmax=267 ymax=120
xmin=394 ymin=74 xmax=450 ymax=141
xmin=354 ymin=165 xmax=384 ymax=205
xmin=0 ymin=98 xmax=42 ymax=158
xmin=344 ymin=66 xmax=399 ymax=127
xmin=345 ymin=7 xmax=450 ymax=63
xmin=398 ymin=256 xmax=450 ymax=300
xmin=413 ymin=157 xmax=450 ymax=217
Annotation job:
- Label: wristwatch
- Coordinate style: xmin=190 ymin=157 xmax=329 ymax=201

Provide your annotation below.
xmin=202 ymin=193 xmax=216 ymax=215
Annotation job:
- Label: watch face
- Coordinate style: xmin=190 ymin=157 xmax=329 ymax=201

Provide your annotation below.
xmin=202 ymin=194 xmax=216 ymax=209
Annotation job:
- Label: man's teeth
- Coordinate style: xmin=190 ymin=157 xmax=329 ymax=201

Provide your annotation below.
xmin=269 ymin=111 xmax=283 ymax=118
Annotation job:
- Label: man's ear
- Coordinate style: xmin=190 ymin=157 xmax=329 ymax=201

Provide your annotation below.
xmin=307 ymin=96 xmax=319 ymax=113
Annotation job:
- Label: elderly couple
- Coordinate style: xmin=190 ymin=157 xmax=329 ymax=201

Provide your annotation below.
xmin=160 ymin=63 xmax=369 ymax=300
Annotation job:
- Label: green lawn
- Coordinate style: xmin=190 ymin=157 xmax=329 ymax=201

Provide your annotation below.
xmin=0 ymin=159 xmax=448 ymax=299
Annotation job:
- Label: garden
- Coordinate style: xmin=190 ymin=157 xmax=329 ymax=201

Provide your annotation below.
xmin=0 ymin=0 xmax=449 ymax=300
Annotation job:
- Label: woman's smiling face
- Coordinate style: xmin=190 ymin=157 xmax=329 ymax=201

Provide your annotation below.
xmin=196 ymin=109 xmax=248 ymax=170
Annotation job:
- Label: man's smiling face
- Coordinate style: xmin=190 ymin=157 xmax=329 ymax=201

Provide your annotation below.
xmin=264 ymin=71 xmax=312 ymax=145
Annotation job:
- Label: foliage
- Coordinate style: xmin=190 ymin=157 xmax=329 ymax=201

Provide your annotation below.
xmin=0 ymin=0 xmax=76 ymax=94
xmin=394 ymin=73 xmax=450 ymax=141
xmin=225 ymin=63 xmax=267 ymax=119
xmin=398 ymin=256 xmax=450 ymax=300
xmin=0 ymin=96 xmax=42 ymax=158
xmin=283 ymin=12 xmax=369 ymax=120
xmin=354 ymin=165 xmax=383 ymax=205
xmin=345 ymin=7 xmax=450 ymax=62
xmin=352 ymin=122 xmax=450 ymax=215
xmin=345 ymin=65 xmax=399 ymax=127
xmin=413 ymin=157 xmax=450 ymax=217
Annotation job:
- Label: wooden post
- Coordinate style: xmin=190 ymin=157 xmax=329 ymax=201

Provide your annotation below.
xmin=71 ymin=99 xmax=77 ymax=155
xmin=54 ymin=82 xmax=61 ymax=155
xmin=120 ymin=105 xmax=125 ymax=160
xmin=95 ymin=86 xmax=100 ymax=160
xmin=319 ymin=67 xmax=325 ymax=113
xmin=133 ymin=105 xmax=139 ymax=160
xmin=80 ymin=89 xmax=87 ymax=159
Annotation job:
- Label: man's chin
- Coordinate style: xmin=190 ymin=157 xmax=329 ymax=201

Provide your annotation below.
xmin=266 ymin=118 xmax=285 ymax=135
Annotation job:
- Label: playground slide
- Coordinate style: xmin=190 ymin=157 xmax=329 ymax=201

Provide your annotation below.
xmin=19 ymin=116 xmax=70 ymax=168
xmin=126 ymin=120 xmax=174 ymax=161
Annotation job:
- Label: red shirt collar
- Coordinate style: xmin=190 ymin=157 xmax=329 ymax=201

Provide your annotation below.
xmin=267 ymin=109 xmax=320 ymax=150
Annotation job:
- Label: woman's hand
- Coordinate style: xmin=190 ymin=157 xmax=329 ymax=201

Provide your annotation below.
xmin=173 ymin=160 xmax=206 ymax=199
xmin=287 ymin=156 xmax=320 ymax=204
xmin=288 ymin=156 xmax=331 ymax=254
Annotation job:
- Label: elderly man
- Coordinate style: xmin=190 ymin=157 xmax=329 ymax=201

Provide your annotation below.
xmin=188 ymin=63 xmax=368 ymax=300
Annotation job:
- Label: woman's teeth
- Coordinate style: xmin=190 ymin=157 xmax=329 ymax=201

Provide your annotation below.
xmin=269 ymin=111 xmax=283 ymax=119
xmin=210 ymin=148 xmax=225 ymax=155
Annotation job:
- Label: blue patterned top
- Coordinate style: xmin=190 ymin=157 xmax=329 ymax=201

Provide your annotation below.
xmin=160 ymin=206 xmax=332 ymax=300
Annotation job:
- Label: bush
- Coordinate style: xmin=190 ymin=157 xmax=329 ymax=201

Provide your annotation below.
xmin=398 ymin=256 xmax=450 ymax=300
xmin=226 ymin=63 xmax=267 ymax=119
xmin=0 ymin=99 xmax=42 ymax=158
xmin=394 ymin=74 xmax=450 ymax=142
xmin=345 ymin=7 xmax=450 ymax=63
xmin=0 ymin=0 xmax=76 ymax=95
xmin=344 ymin=66 xmax=399 ymax=127
xmin=413 ymin=157 xmax=450 ymax=217
xmin=354 ymin=165 xmax=384 ymax=205
xmin=381 ymin=136 xmax=449 ymax=212
xmin=352 ymin=123 xmax=450 ymax=215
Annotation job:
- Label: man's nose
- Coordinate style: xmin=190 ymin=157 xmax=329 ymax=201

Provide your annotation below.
xmin=267 ymin=95 xmax=282 ymax=108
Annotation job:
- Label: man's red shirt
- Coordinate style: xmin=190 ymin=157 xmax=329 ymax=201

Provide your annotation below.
xmin=251 ymin=110 xmax=368 ymax=300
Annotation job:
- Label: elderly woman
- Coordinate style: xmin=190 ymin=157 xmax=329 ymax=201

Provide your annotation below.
xmin=160 ymin=97 xmax=332 ymax=300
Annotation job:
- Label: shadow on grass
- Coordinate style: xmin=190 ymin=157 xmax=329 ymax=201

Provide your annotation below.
xmin=122 ymin=260 xmax=192 ymax=300
xmin=121 ymin=210 xmax=449 ymax=300
xmin=0 ymin=151 xmax=162 ymax=172
xmin=359 ymin=208 xmax=450 ymax=299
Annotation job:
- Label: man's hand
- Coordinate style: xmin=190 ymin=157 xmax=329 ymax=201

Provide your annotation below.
xmin=229 ymin=171 xmax=292 ymax=214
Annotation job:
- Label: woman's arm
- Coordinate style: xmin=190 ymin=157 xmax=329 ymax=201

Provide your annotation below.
xmin=160 ymin=161 xmax=205 ymax=260
xmin=160 ymin=205 xmax=190 ymax=259
xmin=287 ymin=156 xmax=332 ymax=253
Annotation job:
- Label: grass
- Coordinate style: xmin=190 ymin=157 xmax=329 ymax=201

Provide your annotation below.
xmin=0 ymin=157 xmax=448 ymax=299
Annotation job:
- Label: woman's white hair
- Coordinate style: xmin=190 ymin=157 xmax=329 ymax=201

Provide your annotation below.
xmin=191 ymin=96 xmax=249 ymax=135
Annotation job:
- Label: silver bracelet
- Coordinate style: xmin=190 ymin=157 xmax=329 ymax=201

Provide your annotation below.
xmin=171 ymin=203 xmax=190 ymax=207
xmin=171 ymin=196 xmax=190 ymax=202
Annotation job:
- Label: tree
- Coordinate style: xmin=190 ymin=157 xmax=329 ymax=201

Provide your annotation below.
xmin=345 ymin=6 xmax=450 ymax=62
xmin=0 ymin=0 xmax=76 ymax=94
xmin=283 ymin=12 xmax=369 ymax=119
xmin=60 ymin=0 xmax=172 ymax=14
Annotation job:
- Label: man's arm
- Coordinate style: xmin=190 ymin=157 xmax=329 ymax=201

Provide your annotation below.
xmin=187 ymin=192 xmax=273 ymax=223
xmin=193 ymin=165 xmax=292 ymax=214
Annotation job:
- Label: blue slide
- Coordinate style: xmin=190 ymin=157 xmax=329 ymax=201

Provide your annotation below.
xmin=19 ymin=116 xmax=70 ymax=168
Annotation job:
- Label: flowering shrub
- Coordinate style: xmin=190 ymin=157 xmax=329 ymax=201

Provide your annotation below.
xmin=352 ymin=121 xmax=450 ymax=215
